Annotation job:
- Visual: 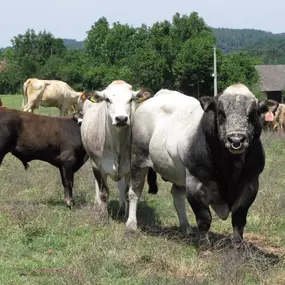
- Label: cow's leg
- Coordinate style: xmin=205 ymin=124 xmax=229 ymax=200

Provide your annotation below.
xmin=231 ymin=179 xmax=258 ymax=244
xmin=91 ymin=164 xmax=109 ymax=217
xmin=117 ymin=175 xmax=130 ymax=218
xmin=59 ymin=165 xmax=74 ymax=208
xmin=22 ymin=103 xmax=34 ymax=113
xmin=126 ymin=167 xmax=148 ymax=232
xmin=171 ymin=184 xmax=193 ymax=234
xmin=147 ymin=168 xmax=158 ymax=194
xmin=186 ymin=173 xmax=212 ymax=245
xmin=60 ymin=105 xmax=68 ymax=117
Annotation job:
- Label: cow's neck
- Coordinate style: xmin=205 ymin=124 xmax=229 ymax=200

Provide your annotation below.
xmin=106 ymin=117 xmax=131 ymax=170
xmin=203 ymin=113 xmax=248 ymax=203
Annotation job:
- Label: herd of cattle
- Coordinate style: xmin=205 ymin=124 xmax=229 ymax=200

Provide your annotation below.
xmin=0 ymin=78 xmax=280 ymax=246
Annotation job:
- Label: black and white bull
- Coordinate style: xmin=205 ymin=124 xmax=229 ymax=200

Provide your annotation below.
xmin=126 ymin=84 xmax=268 ymax=243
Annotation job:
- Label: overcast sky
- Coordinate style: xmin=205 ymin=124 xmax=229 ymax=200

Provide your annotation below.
xmin=1 ymin=0 xmax=284 ymax=47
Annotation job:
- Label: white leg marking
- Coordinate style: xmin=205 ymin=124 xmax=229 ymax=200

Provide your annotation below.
xmin=171 ymin=185 xmax=193 ymax=234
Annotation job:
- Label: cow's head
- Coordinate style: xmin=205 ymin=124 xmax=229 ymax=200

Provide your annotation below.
xmin=200 ymin=84 xmax=268 ymax=155
xmin=87 ymin=80 xmax=151 ymax=128
xmin=266 ymin=99 xmax=279 ymax=116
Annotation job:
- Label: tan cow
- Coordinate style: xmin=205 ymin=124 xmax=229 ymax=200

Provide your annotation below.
xmin=22 ymin=78 xmax=83 ymax=116
xmin=272 ymin=103 xmax=285 ymax=134
xmin=263 ymin=100 xmax=279 ymax=131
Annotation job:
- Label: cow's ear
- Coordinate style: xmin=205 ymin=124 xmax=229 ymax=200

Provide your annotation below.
xmin=199 ymin=96 xmax=217 ymax=112
xmin=258 ymin=100 xmax=269 ymax=114
xmin=133 ymin=89 xmax=152 ymax=103
xmin=80 ymin=92 xmax=90 ymax=102
xmin=266 ymin=99 xmax=279 ymax=115
xmin=87 ymin=91 xmax=105 ymax=103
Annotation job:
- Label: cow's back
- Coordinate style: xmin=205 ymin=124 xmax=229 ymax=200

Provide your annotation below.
xmin=0 ymin=108 xmax=84 ymax=169
xmin=132 ymin=90 xmax=203 ymax=185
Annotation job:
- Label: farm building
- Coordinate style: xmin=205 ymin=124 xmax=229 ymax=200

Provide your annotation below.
xmin=255 ymin=64 xmax=285 ymax=102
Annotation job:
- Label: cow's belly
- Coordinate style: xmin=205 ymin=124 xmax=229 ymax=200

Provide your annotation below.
xmin=41 ymin=98 xmax=62 ymax=108
xmin=98 ymin=153 xmax=130 ymax=182
xmin=198 ymin=180 xmax=230 ymax=220
xmin=149 ymin=128 xmax=186 ymax=186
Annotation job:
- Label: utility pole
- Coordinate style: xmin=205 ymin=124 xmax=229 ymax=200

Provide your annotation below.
xmin=213 ymin=45 xmax=218 ymax=96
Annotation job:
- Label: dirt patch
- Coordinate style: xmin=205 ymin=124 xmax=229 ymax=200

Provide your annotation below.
xmin=245 ymin=232 xmax=285 ymax=256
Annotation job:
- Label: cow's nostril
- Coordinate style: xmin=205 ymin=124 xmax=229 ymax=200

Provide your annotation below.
xmin=226 ymin=134 xmax=247 ymax=150
xmin=115 ymin=116 xmax=128 ymax=123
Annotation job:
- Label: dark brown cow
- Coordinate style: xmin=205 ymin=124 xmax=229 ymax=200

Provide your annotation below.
xmin=0 ymin=107 xmax=88 ymax=207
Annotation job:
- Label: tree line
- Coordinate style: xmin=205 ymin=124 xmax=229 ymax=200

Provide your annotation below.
xmin=0 ymin=12 xmax=260 ymax=96
xmin=213 ymin=28 xmax=285 ymax=64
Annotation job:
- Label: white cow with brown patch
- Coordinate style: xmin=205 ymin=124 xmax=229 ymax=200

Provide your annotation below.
xmin=22 ymin=78 xmax=83 ymax=116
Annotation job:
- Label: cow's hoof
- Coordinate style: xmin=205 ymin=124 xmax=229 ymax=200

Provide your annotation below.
xmin=64 ymin=199 xmax=72 ymax=209
xmin=125 ymin=220 xmax=138 ymax=234
xmin=198 ymin=233 xmax=211 ymax=250
xmin=180 ymin=223 xmax=195 ymax=235
xmin=231 ymin=235 xmax=245 ymax=249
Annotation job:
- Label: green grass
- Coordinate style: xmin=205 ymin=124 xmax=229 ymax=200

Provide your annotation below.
xmin=0 ymin=95 xmax=284 ymax=284
xmin=1 ymin=94 xmax=60 ymax=116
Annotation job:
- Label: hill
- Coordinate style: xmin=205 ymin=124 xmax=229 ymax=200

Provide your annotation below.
xmin=63 ymin=38 xmax=84 ymax=49
xmin=212 ymin=28 xmax=285 ymax=64
xmin=0 ymin=39 xmax=84 ymax=51
xmin=212 ymin=28 xmax=285 ymax=53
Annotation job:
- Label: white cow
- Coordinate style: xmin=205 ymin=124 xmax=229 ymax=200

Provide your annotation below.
xmin=22 ymin=78 xmax=83 ymax=116
xmin=80 ymin=80 xmax=151 ymax=216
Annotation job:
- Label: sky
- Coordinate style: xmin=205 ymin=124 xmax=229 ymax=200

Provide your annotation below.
xmin=1 ymin=0 xmax=284 ymax=47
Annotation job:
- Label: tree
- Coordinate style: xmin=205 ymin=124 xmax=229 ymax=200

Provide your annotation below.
xmin=85 ymin=17 xmax=109 ymax=65
xmin=173 ymin=31 xmax=216 ymax=96
xmin=218 ymin=51 xmax=260 ymax=92
xmin=11 ymin=29 xmax=66 ymax=77
xmin=127 ymin=47 xmax=168 ymax=93
xmin=104 ymin=22 xmax=136 ymax=65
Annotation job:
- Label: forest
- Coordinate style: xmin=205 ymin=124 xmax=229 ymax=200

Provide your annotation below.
xmin=0 ymin=12 xmax=275 ymax=96
xmin=213 ymin=28 xmax=285 ymax=63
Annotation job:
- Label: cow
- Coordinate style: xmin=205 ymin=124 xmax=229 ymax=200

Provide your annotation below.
xmin=269 ymin=103 xmax=285 ymax=134
xmin=0 ymin=98 xmax=3 ymax=107
xmin=80 ymin=80 xmax=151 ymax=217
xmin=126 ymin=84 xmax=268 ymax=245
xmin=263 ymin=100 xmax=279 ymax=131
xmin=22 ymin=78 xmax=83 ymax=116
xmin=0 ymin=107 xmax=88 ymax=207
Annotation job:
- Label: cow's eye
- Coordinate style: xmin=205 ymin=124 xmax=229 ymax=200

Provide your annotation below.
xmin=248 ymin=110 xmax=257 ymax=121
xmin=129 ymin=98 xmax=133 ymax=103
xmin=218 ymin=109 xmax=226 ymax=118
xmin=106 ymin=98 xmax=111 ymax=104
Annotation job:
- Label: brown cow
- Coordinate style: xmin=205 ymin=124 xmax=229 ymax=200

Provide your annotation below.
xmin=0 ymin=107 xmax=88 ymax=207
xmin=0 ymin=98 xmax=3 ymax=107
xmin=22 ymin=78 xmax=83 ymax=116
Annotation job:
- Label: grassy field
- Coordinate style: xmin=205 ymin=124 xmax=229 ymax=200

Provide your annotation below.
xmin=0 ymin=94 xmax=285 ymax=285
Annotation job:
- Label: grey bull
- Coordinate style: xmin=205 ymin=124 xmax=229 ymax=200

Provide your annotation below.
xmin=126 ymin=84 xmax=268 ymax=243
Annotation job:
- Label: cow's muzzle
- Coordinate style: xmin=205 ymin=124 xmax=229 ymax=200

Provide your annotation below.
xmin=225 ymin=133 xmax=248 ymax=154
xmin=114 ymin=115 xmax=128 ymax=127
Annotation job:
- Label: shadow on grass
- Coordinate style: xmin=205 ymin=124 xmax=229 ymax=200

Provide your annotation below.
xmin=118 ymin=204 xmax=283 ymax=266
xmin=108 ymin=200 xmax=162 ymax=229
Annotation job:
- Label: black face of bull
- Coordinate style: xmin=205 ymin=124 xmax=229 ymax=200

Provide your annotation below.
xmin=200 ymin=94 xmax=268 ymax=155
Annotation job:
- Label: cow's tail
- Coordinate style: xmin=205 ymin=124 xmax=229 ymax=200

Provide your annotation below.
xmin=147 ymin=168 xmax=158 ymax=194
xmin=22 ymin=79 xmax=31 ymax=109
